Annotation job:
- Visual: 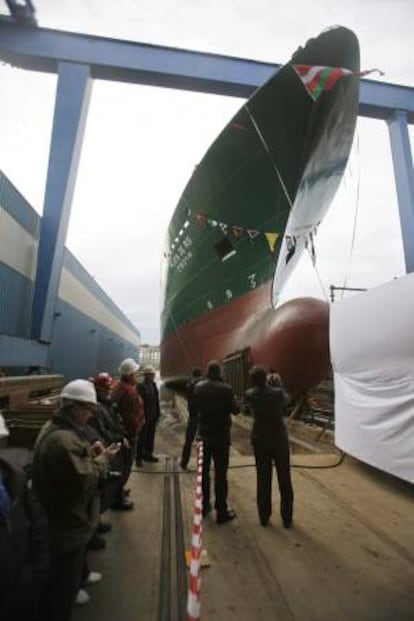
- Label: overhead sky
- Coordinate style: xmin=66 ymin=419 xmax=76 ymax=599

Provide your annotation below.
xmin=0 ymin=0 xmax=413 ymax=344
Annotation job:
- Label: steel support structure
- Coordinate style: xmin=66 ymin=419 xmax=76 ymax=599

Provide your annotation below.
xmin=30 ymin=61 xmax=91 ymax=342
xmin=387 ymin=111 xmax=414 ymax=273
xmin=0 ymin=18 xmax=413 ymax=359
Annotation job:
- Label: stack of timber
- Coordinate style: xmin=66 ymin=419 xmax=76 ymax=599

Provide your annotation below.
xmin=0 ymin=375 xmax=64 ymax=448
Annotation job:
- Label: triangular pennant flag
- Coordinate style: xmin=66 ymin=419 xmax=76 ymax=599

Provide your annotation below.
xmin=232 ymin=226 xmax=244 ymax=239
xmin=196 ymin=213 xmax=207 ymax=227
xmin=265 ymin=232 xmax=279 ymax=252
xmin=247 ymin=229 xmax=260 ymax=240
xmin=218 ymin=222 xmax=228 ymax=235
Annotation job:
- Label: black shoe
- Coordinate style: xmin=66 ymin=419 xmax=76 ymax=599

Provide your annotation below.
xmin=111 ymin=500 xmax=134 ymax=511
xmin=180 ymin=461 xmax=188 ymax=470
xmin=96 ymin=521 xmax=112 ymax=534
xmin=88 ymin=533 xmax=106 ymax=550
xmin=202 ymin=503 xmax=212 ymax=518
xmin=143 ymin=455 xmax=159 ymax=463
xmin=217 ymin=510 xmax=237 ymax=525
xmin=282 ymin=518 xmax=292 ymax=529
xmin=135 ymin=459 xmax=144 ymax=467
xmin=260 ymin=517 xmax=269 ymax=527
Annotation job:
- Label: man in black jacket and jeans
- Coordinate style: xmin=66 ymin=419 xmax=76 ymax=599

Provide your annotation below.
xmin=194 ymin=361 xmax=239 ymax=524
xmin=245 ymin=365 xmax=294 ymax=528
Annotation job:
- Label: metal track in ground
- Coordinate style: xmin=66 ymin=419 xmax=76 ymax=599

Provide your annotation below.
xmin=158 ymin=456 xmax=188 ymax=621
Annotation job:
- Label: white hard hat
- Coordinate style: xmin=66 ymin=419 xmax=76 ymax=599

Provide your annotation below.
xmin=60 ymin=379 xmax=98 ymax=405
xmin=119 ymin=358 xmax=140 ymax=376
xmin=0 ymin=413 xmax=9 ymax=439
xmin=142 ymin=365 xmax=156 ymax=374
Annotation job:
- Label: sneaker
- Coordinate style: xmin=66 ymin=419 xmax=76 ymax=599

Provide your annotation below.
xmin=87 ymin=533 xmax=106 ymax=550
xmin=96 ymin=521 xmax=112 ymax=534
xmin=75 ymin=589 xmax=90 ymax=606
xmin=83 ymin=571 xmax=103 ymax=586
xmin=111 ymin=499 xmax=134 ymax=511
xmin=217 ymin=510 xmax=237 ymax=525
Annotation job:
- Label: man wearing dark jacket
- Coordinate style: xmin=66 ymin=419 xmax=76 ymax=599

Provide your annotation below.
xmin=244 ymin=365 xmax=294 ymax=528
xmin=137 ymin=365 xmax=161 ymax=463
xmin=194 ymin=361 xmax=239 ymax=524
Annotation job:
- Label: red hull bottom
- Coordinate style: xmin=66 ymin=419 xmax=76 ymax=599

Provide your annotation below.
xmin=161 ymin=282 xmax=330 ymax=397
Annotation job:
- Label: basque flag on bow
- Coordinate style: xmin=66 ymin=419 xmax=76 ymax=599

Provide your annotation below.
xmin=293 ymin=65 xmax=383 ymax=101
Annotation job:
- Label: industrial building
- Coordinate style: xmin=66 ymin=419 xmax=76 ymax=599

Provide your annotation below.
xmin=0 ymin=170 xmax=140 ymax=379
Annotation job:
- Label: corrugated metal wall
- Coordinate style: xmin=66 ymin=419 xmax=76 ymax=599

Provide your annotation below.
xmin=0 ymin=263 xmax=33 ymax=337
xmin=0 ymin=170 xmax=140 ymax=379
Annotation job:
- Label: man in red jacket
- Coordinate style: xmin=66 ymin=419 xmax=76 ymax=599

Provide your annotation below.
xmin=111 ymin=358 xmax=145 ymax=510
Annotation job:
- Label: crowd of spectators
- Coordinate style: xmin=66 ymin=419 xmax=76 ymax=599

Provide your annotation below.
xmin=0 ymin=357 xmax=154 ymax=621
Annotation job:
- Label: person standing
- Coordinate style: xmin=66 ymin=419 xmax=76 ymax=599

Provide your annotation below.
xmin=32 ymin=380 xmax=120 ymax=621
xmin=244 ymin=365 xmax=294 ymax=528
xmin=180 ymin=367 xmax=202 ymax=470
xmin=111 ymin=358 xmax=145 ymax=508
xmin=136 ymin=365 xmax=161 ymax=463
xmin=194 ymin=361 xmax=239 ymax=524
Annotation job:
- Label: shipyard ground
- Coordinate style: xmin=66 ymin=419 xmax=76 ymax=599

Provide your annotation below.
xmin=74 ymin=402 xmax=414 ymax=621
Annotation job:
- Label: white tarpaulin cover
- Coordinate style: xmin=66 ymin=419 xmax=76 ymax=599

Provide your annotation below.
xmin=330 ymin=273 xmax=414 ymax=483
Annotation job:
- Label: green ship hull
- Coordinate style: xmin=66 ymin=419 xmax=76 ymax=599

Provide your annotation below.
xmin=161 ymin=27 xmax=360 ymax=396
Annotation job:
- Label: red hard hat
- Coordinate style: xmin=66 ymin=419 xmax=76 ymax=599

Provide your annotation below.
xmin=92 ymin=372 xmax=113 ymax=388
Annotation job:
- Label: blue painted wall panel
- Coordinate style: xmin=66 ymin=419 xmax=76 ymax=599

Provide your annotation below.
xmin=0 ymin=171 xmax=40 ymax=238
xmin=49 ymin=298 xmax=139 ymax=380
xmin=0 ymin=264 xmax=33 ymax=337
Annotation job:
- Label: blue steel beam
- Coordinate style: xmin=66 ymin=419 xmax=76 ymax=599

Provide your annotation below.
xmin=0 ymin=20 xmax=413 ymax=122
xmin=387 ymin=111 xmax=414 ymax=273
xmin=31 ymin=61 xmax=91 ymax=342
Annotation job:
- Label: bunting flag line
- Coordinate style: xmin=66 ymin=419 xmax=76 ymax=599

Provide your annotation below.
xmin=292 ymin=65 xmax=384 ymax=101
xmin=191 ymin=211 xmax=281 ymax=253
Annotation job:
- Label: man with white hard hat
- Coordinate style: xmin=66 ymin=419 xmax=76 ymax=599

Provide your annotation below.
xmin=32 ymin=379 xmax=120 ymax=621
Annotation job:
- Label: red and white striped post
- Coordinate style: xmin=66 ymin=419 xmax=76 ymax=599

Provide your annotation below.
xmin=186 ymin=441 xmax=204 ymax=621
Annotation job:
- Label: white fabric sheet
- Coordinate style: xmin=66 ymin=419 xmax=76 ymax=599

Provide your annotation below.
xmin=330 ymin=273 xmax=414 ymax=483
